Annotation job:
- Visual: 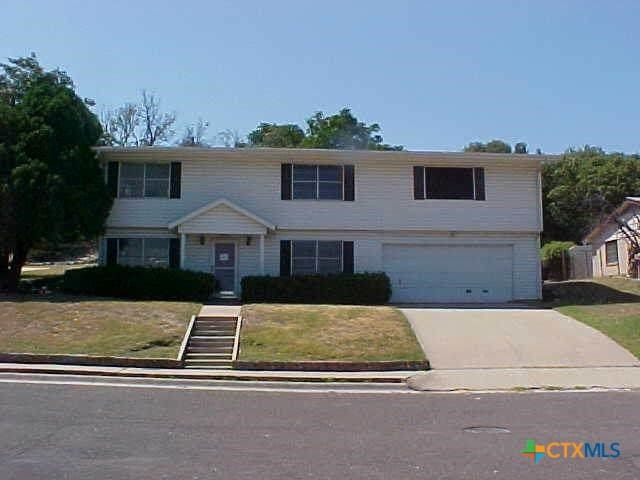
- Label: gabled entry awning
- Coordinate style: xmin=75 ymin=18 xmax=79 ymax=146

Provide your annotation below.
xmin=168 ymin=198 xmax=275 ymax=235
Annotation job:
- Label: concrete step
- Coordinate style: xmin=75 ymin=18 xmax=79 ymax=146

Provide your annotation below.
xmin=184 ymin=358 xmax=234 ymax=366
xmin=196 ymin=318 xmax=238 ymax=324
xmin=184 ymin=364 xmax=234 ymax=369
xmin=188 ymin=337 xmax=235 ymax=343
xmin=187 ymin=346 xmax=233 ymax=353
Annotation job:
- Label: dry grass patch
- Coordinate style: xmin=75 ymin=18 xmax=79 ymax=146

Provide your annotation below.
xmin=239 ymin=304 xmax=425 ymax=362
xmin=0 ymin=294 xmax=199 ymax=358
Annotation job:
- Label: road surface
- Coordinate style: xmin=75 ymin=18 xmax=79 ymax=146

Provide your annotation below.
xmin=0 ymin=374 xmax=638 ymax=479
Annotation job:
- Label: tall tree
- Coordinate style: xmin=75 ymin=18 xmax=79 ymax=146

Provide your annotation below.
xmin=247 ymin=108 xmax=403 ymax=150
xmin=464 ymin=139 xmax=513 ymax=153
xmin=542 ymin=146 xmax=640 ymax=242
xmin=179 ymin=118 xmax=210 ymax=147
xmin=100 ymin=90 xmax=176 ymax=146
xmin=0 ymin=54 xmax=112 ymax=290
xmin=247 ymin=122 xmax=304 ymax=147
xmin=139 ymin=90 xmax=176 ymax=146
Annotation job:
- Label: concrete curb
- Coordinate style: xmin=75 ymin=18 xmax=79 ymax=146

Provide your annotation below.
xmin=0 ymin=353 xmax=182 ymax=369
xmin=0 ymin=363 xmax=412 ymax=383
xmin=406 ymin=366 xmax=640 ymax=392
xmin=235 ymin=360 xmax=430 ymax=371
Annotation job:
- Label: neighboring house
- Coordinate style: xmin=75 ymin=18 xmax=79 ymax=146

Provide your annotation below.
xmin=96 ymin=147 xmax=546 ymax=303
xmin=585 ymin=197 xmax=640 ymax=278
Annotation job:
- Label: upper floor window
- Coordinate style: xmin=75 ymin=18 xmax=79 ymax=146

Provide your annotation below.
xmin=120 ymin=163 xmax=170 ymax=198
xmin=413 ymin=166 xmax=485 ymax=201
xmin=605 ymin=240 xmax=618 ymax=265
xmin=281 ymin=164 xmax=355 ymax=201
xmin=107 ymin=161 xmax=181 ymax=199
xmin=293 ymin=165 xmax=343 ymax=200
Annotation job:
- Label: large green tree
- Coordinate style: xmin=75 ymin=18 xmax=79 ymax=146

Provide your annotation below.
xmin=0 ymin=55 xmax=112 ymax=290
xmin=542 ymin=146 xmax=640 ymax=242
xmin=464 ymin=139 xmax=529 ymax=154
xmin=248 ymin=108 xmax=403 ymax=150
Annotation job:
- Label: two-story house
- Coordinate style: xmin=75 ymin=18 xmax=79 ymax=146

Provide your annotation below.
xmin=96 ymin=147 xmax=545 ymax=303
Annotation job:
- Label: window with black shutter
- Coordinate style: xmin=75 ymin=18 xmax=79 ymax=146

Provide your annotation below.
xmin=414 ymin=166 xmax=486 ymax=200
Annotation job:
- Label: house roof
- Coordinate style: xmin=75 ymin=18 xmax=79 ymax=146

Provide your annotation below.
xmin=95 ymin=146 xmax=557 ymax=165
xmin=584 ymin=197 xmax=640 ymax=244
xmin=168 ymin=198 xmax=276 ymax=231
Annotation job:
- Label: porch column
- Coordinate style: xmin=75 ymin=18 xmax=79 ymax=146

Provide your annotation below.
xmin=180 ymin=233 xmax=186 ymax=269
xmin=259 ymin=234 xmax=265 ymax=275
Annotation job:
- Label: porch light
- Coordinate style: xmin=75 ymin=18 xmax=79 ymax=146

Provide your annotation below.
xmin=199 ymin=235 xmax=205 ymax=246
xmin=246 ymin=236 xmax=252 ymax=246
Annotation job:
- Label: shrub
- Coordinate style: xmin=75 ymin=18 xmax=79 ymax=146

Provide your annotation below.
xmin=541 ymin=241 xmax=575 ymax=281
xmin=241 ymin=272 xmax=391 ymax=305
xmin=61 ymin=265 xmax=217 ymax=301
xmin=540 ymin=241 xmax=575 ymax=262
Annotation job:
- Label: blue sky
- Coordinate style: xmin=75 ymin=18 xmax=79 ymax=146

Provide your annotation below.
xmin=2 ymin=1 xmax=639 ymax=153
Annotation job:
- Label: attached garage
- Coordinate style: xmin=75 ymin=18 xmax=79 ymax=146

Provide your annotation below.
xmin=382 ymin=244 xmax=514 ymax=303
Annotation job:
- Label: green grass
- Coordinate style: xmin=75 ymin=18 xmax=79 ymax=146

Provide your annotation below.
xmin=547 ymin=277 xmax=640 ymax=359
xmin=0 ymin=294 xmax=199 ymax=358
xmin=239 ymin=304 xmax=425 ymax=362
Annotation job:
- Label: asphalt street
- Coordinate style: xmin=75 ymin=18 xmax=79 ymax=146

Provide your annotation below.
xmin=0 ymin=374 xmax=639 ymax=479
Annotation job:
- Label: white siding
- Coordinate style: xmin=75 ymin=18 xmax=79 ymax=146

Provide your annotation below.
xmin=102 ymin=149 xmax=542 ymax=233
xmin=180 ymin=203 xmax=267 ymax=234
xmin=102 ymin=228 xmax=541 ymax=300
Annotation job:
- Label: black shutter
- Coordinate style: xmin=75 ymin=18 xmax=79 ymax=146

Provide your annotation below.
xmin=106 ymin=238 xmax=118 ymax=266
xmin=280 ymin=240 xmax=291 ymax=276
xmin=474 ymin=167 xmax=485 ymax=201
xmin=343 ymin=165 xmax=355 ymax=201
xmin=107 ymin=162 xmax=119 ymax=198
xmin=169 ymin=238 xmax=180 ymax=268
xmin=342 ymin=241 xmax=354 ymax=274
xmin=413 ymin=166 xmax=425 ymax=200
xmin=281 ymin=164 xmax=292 ymax=200
xmin=170 ymin=162 xmax=182 ymax=199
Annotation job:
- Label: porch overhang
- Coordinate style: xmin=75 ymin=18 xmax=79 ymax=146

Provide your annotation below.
xmin=168 ymin=198 xmax=276 ymax=235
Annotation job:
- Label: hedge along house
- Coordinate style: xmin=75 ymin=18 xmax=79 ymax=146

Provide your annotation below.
xmin=584 ymin=197 xmax=640 ymax=279
xmin=96 ymin=147 xmax=548 ymax=303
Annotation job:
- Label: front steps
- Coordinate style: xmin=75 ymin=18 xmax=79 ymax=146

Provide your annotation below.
xmin=182 ymin=316 xmax=239 ymax=369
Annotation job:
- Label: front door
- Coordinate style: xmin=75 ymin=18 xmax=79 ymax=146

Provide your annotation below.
xmin=214 ymin=243 xmax=236 ymax=294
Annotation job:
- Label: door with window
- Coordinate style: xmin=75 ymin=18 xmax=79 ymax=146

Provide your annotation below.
xmin=214 ymin=243 xmax=236 ymax=294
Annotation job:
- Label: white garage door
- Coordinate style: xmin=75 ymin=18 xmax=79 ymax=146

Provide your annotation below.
xmin=383 ymin=244 xmax=514 ymax=303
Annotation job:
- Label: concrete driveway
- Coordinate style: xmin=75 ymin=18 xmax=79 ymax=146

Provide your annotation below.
xmin=402 ymin=308 xmax=640 ymax=369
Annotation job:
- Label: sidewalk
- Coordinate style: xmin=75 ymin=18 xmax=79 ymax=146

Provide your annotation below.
xmin=0 ymin=363 xmax=412 ymax=383
xmin=407 ymin=366 xmax=640 ymax=391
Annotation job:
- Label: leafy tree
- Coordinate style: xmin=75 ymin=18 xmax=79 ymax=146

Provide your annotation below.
xmin=247 ymin=108 xmax=402 ymax=150
xmin=514 ymin=142 xmax=528 ymax=154
xmin=0 ymin=54 xmax=112 ymax=290
xmin=464 ymin=139 xmax=513 ymax=153
xmin=247 ymin=122 xmax=304 ymax=147
xmin=542 ymin=146 xmax=640 ymax=242
xmin=302 ymin=108 xmax=402 ymax=150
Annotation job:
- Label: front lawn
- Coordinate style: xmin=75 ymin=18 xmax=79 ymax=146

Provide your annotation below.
xmin=0 ymin=294 xmax=199 ymax=358
xmin=239 ymin=304 xmax=425 ymax=362
xmin=546 ymin=278 xmax=640 ymax=359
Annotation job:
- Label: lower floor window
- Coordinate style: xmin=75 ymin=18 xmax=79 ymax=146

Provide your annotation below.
xmin=605 ymin=240 xmax=618 ymax=265
xmin=118 ymin=238 xmax=170 ymax=267
xmin=292 ymin=240 xmax=342 ymax=275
